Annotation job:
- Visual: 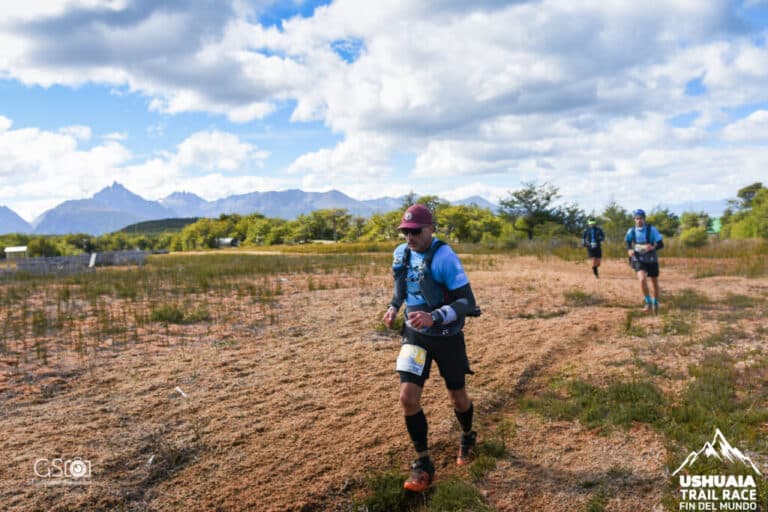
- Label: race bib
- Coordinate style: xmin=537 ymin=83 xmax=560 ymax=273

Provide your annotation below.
xmin=396 ymin=344 xmax=427 ymax=376
xmin=589 ymin=242 xmax=598 ymax=248
xmin=634 ymin=244 xmax=648 ymax=253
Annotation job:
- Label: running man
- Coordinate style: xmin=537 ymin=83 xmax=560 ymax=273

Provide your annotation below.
xmin=582 ymin=218 xmax=605 ymax=278
xmin=625 ymin=209 xmax=664 ymax=313
xmin=383 ymin=204 xmax=478 ymax=493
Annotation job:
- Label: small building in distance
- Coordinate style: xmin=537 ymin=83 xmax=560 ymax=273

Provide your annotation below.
xmin=215 ymin=238 xmax=240 ymax=248
xmin=4 ymin=246 xmax=28 ymax=259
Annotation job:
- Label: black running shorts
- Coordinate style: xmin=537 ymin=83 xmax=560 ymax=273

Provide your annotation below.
xmin=631 ymin=259 xmax=660 ymax=278
xmin=398 ymin=328 xmax=473 ymax=390
xmin=587 ymin=247 xmax=602 ymax=259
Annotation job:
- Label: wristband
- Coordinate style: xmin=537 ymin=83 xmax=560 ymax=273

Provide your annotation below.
xmin=430 ymin=310 xmax=443 ymax=325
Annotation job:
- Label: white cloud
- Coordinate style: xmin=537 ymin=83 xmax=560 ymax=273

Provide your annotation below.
xmin=2 ymin=0 xmax=768 ymax=217
xmin=59 ymin=125 xmax=92 ymax=141
xmin=174 ymin=130 xmax=269 ymax=171
xmin=722 ymin=110 xmax=768 ymax=142
xmin=0 ymin=121 xmax=133 ymax=219
xmin=440 ymin=183 xmax=508 ymax=204
xmin=0 ymin=119 xmax=277 ymax=219
xmin=288 ymin=132 xmax=395 ymax=184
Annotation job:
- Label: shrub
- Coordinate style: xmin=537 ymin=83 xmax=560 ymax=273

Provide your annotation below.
xmin=680 ymin=227 xmax=709 ymax=247
xmin=429 ymin=476 xmax=490 ymax=511
xmin=150 ymin=304 xmax=185 ymax=324
xmin=358 ymin=470 xmax=408 ymax=512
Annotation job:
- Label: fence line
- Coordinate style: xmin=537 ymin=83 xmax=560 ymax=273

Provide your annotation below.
xmin=15 ymin=250 xmax=148 ymax=275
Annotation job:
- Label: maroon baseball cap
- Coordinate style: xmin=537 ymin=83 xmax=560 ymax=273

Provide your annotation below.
xmin=398 ymin=204 xmax=434 ymax=229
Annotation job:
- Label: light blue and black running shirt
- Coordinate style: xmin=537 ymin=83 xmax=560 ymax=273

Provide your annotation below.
xmin=392 ymin=238 xmax=469 ymax=336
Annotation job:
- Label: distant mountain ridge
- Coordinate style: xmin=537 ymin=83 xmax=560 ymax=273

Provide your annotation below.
xmin=13 ymin=182 xmax=500 ymax=236
xmin=658 ymin=199 xmax=730 ymax=217
xmin=0 ymin=206 xmax=32 ymax=234
xmin=32 ymin=183 xmax=175 ymax=236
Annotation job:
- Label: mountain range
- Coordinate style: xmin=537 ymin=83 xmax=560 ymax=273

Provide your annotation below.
xmin=0 ymin=206 xmax=33 ymax=235
xmin=0 ymin=182 xmax=734 ymax=236
xmin=0 ymin=183 xmax=497 ymax=236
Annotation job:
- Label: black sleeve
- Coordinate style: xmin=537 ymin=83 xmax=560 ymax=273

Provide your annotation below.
xmin=446 ymin=283 xmax=476 ymax=317
xmin=656 ymin=240 xmax=664 ymax=250
xmin=390 ymin=265 xmax=407 ymax=309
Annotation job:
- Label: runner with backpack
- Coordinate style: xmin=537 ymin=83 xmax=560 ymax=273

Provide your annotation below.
xmin=625 ymin=209 xmax=664 ymax=313
xmin=382 ymin=204 xmax=480 ymax=493
xmin=582 ymin=218 xmax=605 ymax=278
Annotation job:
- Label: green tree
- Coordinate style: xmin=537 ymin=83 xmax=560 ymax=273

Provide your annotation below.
xmin=553 ymin=203 xmax=588 ymax=235
xmin=725 ymin=187 xmax=768 ymax=239
xmin=499 ymin=182 xmax=560 ymax=240
xmin=720 ymin=184 xmax=768 ymax=239
xmin=401 ymin=191 xmax=418 ymax=209
xmin=728 ymin=182 xmax=763 ymax=210
xmin=679 ymin=211 xmax=712 ymax=233
xmin=178 ymin=218 xmax=228 ymax=249
xmin=323 ymin=208 xmax=352 ymax=241
xmin=245 ymin=216 xmax=284 ymax=245
xmin=439 ymin=205 xmax=502 ymax=243
xmin=680 ymin=227 xmax=709 ymax=247
xmin=415 ymin=195 xmax=450 ymax=221
xmin=63 ymin=233 xmax=95 ymax=254
xmin=27 ymin=237 xmax=62 ymax=257
xmin=599 ymin=200 xmax=633 ymax=242
xmin=347 ymin=216 xmax=367 ymax=242
xmin=359 ymin=210 xmax=402 ymax=241
xmin=291 ymin=209 xmax=352 ymax=241
xmin=647 ymin=208 xmax=679 ymax=238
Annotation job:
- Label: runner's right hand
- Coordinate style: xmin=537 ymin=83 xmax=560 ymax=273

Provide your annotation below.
xmin=383 ymin=306 xmax=397 ymax=329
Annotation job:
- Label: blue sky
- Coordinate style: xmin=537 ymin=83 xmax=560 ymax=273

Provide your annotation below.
xmin=1 ymin=0 xmax=768 ymax=221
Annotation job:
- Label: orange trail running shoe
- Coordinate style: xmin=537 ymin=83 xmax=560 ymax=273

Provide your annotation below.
xmin=456 ymin=431 xmax=477 ymax=466
xmin=403 ymin=457 xmax=434 ymax=493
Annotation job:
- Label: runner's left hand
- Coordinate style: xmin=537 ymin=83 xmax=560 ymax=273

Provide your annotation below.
xmin=407 ymin=311 xmax=434 ymax=329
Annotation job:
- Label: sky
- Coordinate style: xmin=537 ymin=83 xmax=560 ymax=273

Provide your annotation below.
xmin=1 ymin=0 xmax=768 ymax=222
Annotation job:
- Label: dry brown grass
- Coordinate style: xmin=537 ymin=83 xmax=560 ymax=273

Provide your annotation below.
xmin=1 ymin=254 xmax=766 ymax=511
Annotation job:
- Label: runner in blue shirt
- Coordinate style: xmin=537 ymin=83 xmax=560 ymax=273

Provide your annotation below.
xmin=625 ymin=209 xmax=664 ymax=313
xmin=382 ymin=204 xmax=478 ymax=493
xmin=582 ymin=218 xmax=605 ymax=278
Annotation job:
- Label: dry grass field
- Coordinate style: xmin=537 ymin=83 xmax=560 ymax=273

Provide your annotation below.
xmin=0 ymin=251 xmax=766 ymax=511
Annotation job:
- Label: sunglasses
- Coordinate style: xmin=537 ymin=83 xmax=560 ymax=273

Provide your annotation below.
xmin=401 ymin=228 xmax=423 ymax=236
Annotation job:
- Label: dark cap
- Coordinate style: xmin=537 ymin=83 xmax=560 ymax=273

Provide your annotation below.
xmin=398 ymin=204 xmax=434 ymax=229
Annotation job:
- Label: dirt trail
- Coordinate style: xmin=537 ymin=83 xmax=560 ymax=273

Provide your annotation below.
xmin=0 ymin=255 xmax=765 ymax=511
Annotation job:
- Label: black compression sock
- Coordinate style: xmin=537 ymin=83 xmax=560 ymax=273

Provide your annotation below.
xmin=454 ymin=403 xmax=474 ymax=433
xmin=405 ymin=410 xmax=429 ymax=453
xmin=592 ymin=266 xmax=598 ymax=277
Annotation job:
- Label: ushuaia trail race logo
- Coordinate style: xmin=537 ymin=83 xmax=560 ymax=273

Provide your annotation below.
xmin=673 ymin=428 xmax=763 ymax=511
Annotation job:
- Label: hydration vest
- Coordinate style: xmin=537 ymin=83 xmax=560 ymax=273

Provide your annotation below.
xmin=629 ymin=224 xmax=662 ymax=263
xmin=583 ymin=226 xmax=604 ymax=247
xmin=397 ymin=240 xmax=481 ymax=317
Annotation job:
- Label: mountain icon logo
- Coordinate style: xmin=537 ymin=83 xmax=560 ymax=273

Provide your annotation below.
xmin=672 ymin=428 xmax=762 ymax=476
